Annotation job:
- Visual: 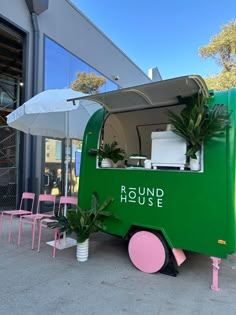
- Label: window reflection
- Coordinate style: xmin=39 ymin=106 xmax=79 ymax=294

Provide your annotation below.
xmin=44 ymin=36 xmax=118 ymax=91
xmin=44 ymin=138 xmax=82 ymax=196
xmin=44 ymin=36 xmax=118 ymax=196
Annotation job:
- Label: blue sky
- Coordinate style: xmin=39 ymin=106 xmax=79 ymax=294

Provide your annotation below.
xmin=71 ymin=0 xmax=235 ymax=80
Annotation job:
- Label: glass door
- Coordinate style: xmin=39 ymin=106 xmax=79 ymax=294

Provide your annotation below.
xmin=43 ymin=138 xmax=82 ymax=197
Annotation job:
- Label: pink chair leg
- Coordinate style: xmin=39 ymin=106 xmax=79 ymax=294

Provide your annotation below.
xmin=31 ymin=222 xmax=36 ymax=250
xmin=18 ymin=218 xmax=22 ymax=246
xmin=53 ymin=228 xmax=58 ymax=258
xmin=211 ymin=256 xmax=221 ymax=291
xmin=0 ymin=213 xmax=3 ymax=240
xmin=38 ymin=222 xmax=58 ymax=257
xmin=37 ymin=222 xmax=42 ymax=253
xmin=8 ymin=215 xmax=13 ymax=242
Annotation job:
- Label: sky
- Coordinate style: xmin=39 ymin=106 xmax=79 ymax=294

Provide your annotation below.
xmin=71 ymin=0 xmax=235 ymax=80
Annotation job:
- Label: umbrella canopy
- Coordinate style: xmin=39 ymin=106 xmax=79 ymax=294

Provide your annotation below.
xmin=7 ymin=88 xmax=102 ymax=204
xmin=7 ymin=89 xmax=102 ymax=139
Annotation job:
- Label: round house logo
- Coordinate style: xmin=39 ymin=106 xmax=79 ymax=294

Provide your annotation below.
xmin=120 ymin=185 xmax=164 ymax=207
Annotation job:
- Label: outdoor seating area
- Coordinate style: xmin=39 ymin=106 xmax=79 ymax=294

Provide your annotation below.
xmin=0 ymin=192 xmax=78 ymax=257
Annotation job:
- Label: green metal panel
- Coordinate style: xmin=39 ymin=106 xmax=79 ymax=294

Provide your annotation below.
xmin=78 ymin=89 xmax=236 ymax=259
xmin=226 ymin=88 xmax=236 ymax=254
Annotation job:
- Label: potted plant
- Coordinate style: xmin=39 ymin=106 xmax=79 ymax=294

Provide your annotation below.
xmin=98 ymin=141 xmax=125 ymax=167
xmin=166 ymin=94 xmax=232 ymax=170
xmin=45 ymin=192 xmax=117 ymax=261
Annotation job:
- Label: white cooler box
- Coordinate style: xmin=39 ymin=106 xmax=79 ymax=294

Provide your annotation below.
xmin=151 ymin=131 xmax=186 ymax=169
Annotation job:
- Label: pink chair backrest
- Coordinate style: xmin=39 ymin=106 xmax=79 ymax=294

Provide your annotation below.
xmin=59 ymin=196 xmax=78 ymax=206
xmin=19 ymin=192 xmax=35 ymax=213
xmin=36 ymin=194 xmax=56 ymax=214
xmin=59 ymin=196 xmax=78 ymax=215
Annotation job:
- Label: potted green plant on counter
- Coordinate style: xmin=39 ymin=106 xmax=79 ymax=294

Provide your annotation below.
xmin=167 ymin=94 xmax=232 ymax=170
xmin=98 ymin=141 xmax=125 ymax=167
xmin=46 ymin=192 xmax=117 ymax=262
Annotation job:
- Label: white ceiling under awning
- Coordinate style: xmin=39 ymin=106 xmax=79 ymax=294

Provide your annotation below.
xmin=67 ymin=75 xmax=209 ymax=113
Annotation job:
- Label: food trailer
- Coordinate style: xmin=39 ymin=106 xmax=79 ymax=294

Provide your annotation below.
xmin=70 ymin=75 xmax=236 ymax=290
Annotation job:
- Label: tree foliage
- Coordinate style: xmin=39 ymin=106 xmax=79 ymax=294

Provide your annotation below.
xmin=204 ymin=69 xmax=236 ymax=91
xmin=199 ymin=20 xmax=236 ymax=72
xmin=71 ymin=71 xmax=107 ymax=94
xmin=199 ymin=20 xmax=236 ymax=90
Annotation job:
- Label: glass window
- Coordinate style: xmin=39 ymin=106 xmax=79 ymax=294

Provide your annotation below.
xmin=44 ymin=138 xmax=62 ymax=195
xmin=44 ymin=36 xmax=118 ymax=92
xmin=44 ymin=38 xmax=70 ymax=90
xmin=44 ymin=36 xmax=118 ymax=196
xmin=55 ymin=141 xmax=61 ymax=160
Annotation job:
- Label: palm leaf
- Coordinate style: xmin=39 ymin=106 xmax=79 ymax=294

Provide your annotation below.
xmin=44 ymin=192 xmax=117 ymax=243
xmin=166 ymin=93 xmax=232 ymax=159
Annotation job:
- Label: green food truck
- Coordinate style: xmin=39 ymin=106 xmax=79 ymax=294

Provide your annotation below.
xmin=69 ymin=75 xmax=236 ymax=290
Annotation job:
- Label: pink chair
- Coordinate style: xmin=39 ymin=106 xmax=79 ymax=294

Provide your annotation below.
xmin=37 ymin=196 xmax=78 ymax=257
xmin=0 ymin=192 xmax=35 ymax=242
xmin=18 ymin=194 xmax=56 ymax=250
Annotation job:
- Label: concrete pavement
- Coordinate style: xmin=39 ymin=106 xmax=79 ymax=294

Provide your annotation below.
xmin=0 ymin=217 xmax=236 ymax=315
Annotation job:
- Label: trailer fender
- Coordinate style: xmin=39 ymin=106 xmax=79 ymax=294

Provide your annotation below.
xmin=172 ymin=248 xmax=186 ymax=266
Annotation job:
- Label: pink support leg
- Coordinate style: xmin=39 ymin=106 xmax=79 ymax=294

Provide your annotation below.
xmin=210 ymin=256 xmax=221 ymax=291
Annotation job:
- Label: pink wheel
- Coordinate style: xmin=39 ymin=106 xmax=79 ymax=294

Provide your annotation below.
xmin=128 ymin=231 xmax=167 ymax=273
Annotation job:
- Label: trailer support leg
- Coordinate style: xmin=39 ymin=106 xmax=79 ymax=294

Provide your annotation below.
xmin=210 ymin=256 xmax=221 ymax=291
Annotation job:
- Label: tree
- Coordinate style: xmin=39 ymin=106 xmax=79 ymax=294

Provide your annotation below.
xmin=199 ymin=20 xmax=236 ymax=72
xmin=71 ymin=71 xmax=106 ymax=94
xmin=199 ymin=20 xmax=236 ymax=90
xmin=204 ymin=69 xmax=236 ymax=91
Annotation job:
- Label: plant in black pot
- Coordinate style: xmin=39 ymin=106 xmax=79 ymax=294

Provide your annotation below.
xmin=98 ymin=141 xmax=125 ymax=167
xmin=46 ymin=192 xmax=117 ymax=262
xmin=166 ymin=94 xmax=232 ymax=170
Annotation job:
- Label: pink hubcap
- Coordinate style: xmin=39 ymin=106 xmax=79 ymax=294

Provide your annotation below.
xmin=128 ymin=231 xmax=166 ymax=273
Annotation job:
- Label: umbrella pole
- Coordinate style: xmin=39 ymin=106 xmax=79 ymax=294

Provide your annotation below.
xmin=64 ymin=140 xmax=69 ymax=201
xmin=48 ymin=112 xmax=76 ymax=250
xmin=62 ymin=136 xmax=69 ymax=243
xmin=63 ymin=112 xmax=69 ymax=243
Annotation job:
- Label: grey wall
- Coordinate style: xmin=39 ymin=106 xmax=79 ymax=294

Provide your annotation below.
xmin=38 ymin=0 xmax=152 ymax=89
xmin=1 ymin=0 xmax=152 ymax=94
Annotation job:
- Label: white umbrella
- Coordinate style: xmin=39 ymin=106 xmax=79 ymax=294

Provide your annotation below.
xmin=7 ymin=88 xmax=101 ymax=199
xmin=6 ymin=88 xmax=102 ymax=249
xmin=7 ymin=88 xmax=101 ymax=139
xmin=7 ymin=89 xmax=101 ymax=195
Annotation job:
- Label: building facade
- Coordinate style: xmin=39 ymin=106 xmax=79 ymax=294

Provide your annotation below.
xmin=0 ymin=0 xmax=155 ymax=209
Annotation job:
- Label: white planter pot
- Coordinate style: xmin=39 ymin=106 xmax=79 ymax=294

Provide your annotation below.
xmin=76 ymin=239 xmax=89 ymax=262
xmin=101 ymin=158 xmax=113 ymax=168
xmin=190 ymin=151 xmax=201 ymax=171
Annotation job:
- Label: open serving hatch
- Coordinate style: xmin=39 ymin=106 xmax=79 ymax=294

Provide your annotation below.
xmin=68 ymin=75 xmax=209 ymax=168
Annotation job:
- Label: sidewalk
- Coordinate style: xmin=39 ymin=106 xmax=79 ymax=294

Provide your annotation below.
xmin=0 ymin=217 xmax=236 ymax=315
